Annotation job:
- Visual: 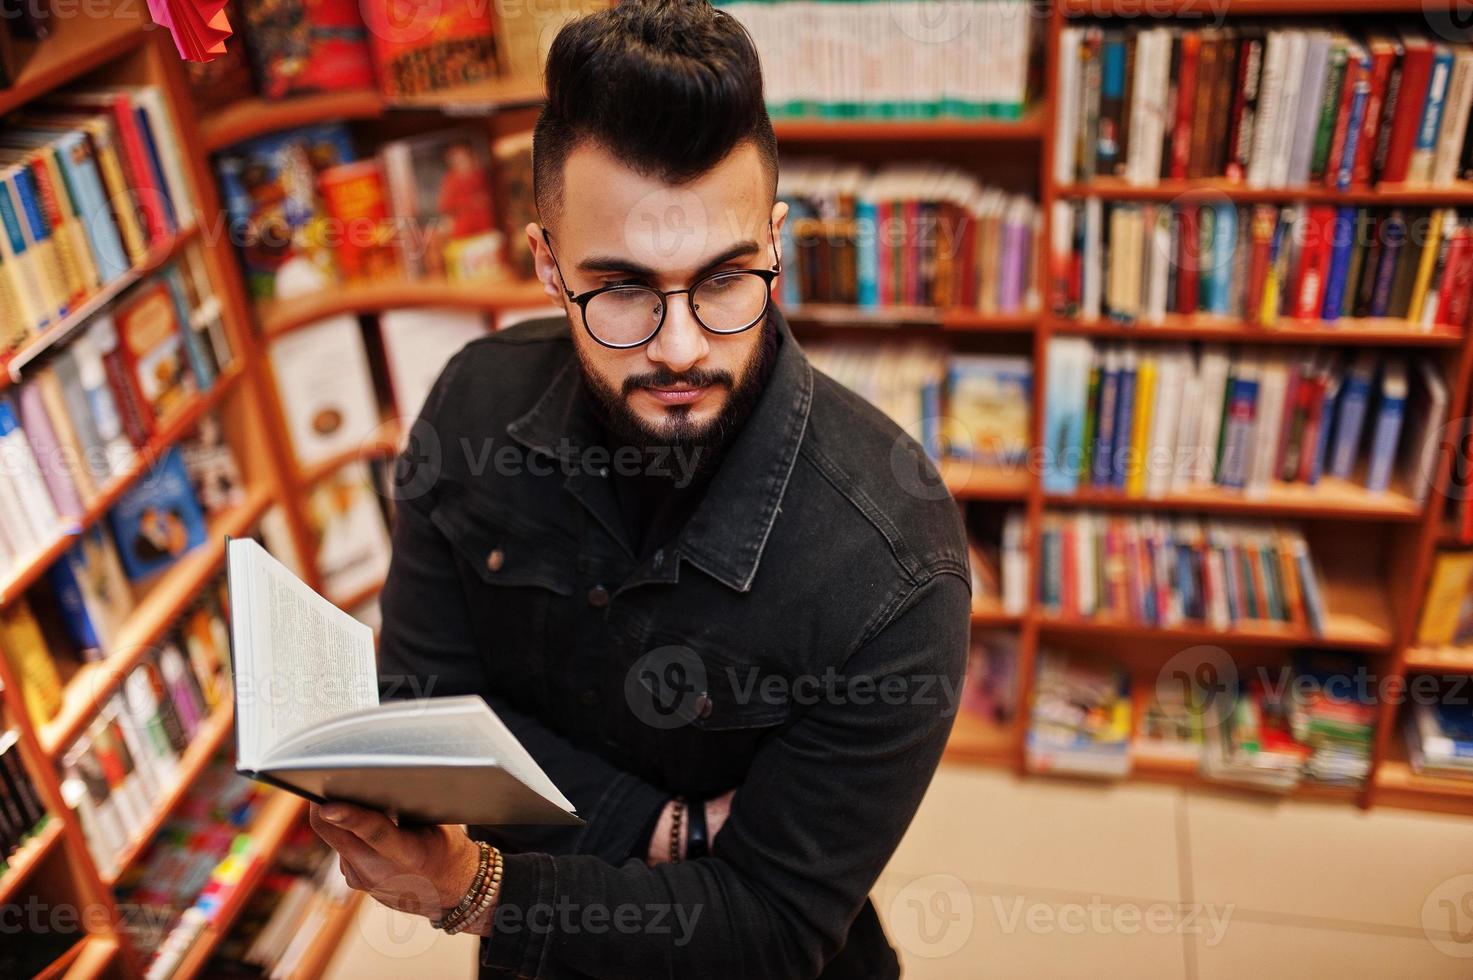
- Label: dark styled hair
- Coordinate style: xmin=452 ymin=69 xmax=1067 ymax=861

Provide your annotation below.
xmin=533 ymin=0 xmax=779 ymax=224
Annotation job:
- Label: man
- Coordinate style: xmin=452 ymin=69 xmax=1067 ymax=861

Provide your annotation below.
xmin=308 ymin=2 xmax=971 ymax=976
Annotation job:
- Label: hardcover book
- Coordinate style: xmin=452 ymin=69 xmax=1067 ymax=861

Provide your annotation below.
xmin=379 ymin=126 xmax=501 ymax=281
xmin=106 ymin=446 xmax=207 ymax=581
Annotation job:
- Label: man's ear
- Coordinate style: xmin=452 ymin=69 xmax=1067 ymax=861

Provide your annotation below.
xmin=769 ymin=201 xmax=789 ymax=268
xmin=526 ymin=222 xmax=566 ymax=306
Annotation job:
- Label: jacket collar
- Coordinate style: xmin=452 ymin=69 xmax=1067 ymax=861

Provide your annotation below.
xmin=506 ymin=309 xmax=813 ymax=593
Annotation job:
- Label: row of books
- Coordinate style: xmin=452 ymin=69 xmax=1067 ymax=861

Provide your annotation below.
xmin=204 ymin=823 xmax=352 ymax=979
xmin=1053 ymin=202 xmax=1473 ymax=329
xmin=113 ymin=760 xmax=269 ymax=976
xmin=967 ymin=512 xmax=1029 ymax=618
xmin=1415 ymin=550 xmax=1473 ymax=646
xmin=802 ymin=341 xmax=1031 ymax=465
xmin=0 ymin=720 xmax=50 ymax=874
xmin=1036 ymin=512 xmax=1329 ymax=634
xmin=1056 ymin=24 xmax=1473 ymax=189
xmin=1407 ymin=698 xmax=1473 ymax=780
xmin=778 ymin=161 xmax=1040 ymax=313
xmin=217 ymin=122 xmax=526 ymax=301
xmin=0 ymin=254 xmax=233 ymax=581
xmin=718 ymin=0 xmax=1034 ymax=121
xmin=58 ymin=583 xmax=231 ymax=880
xmin=0 ymin=459 xmax=227 ymax=729
xmin=1026 ymin=649 xmax=1374 ymax=787
xmin=1042 ymin=339 xmax=1446 ymax=501
xmin=187 ymin=0 xmax=588 ymax=106
xmin=1 ymin=85 xmax=197 ymax=343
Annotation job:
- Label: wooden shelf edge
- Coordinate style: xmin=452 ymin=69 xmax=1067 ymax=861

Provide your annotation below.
xmin=0 ymin=367 xmax=246 ymax=608
xmin=1048 ymin=315 xmax=1463 ymax=347
xmin=1063 ymin=0 xmax=1443 ymax=15
xmin=1044 ymin=485 xmax=1423 ymax=522
xmin=200 ymin=89 xmax=386 ymax=152
xmin=1374 ymin=761 xmax=1473 ymax=817
xmin=296 ymin=420 xmax=404 ymax=488
xmin=1054 ymin=177 xmax=1473 ymax=207
xmin=0 ymin=14 xmax=147 ymax=118
xmin=290 ymin=889 xmax=367 ymax=979
xmin=101 ymin=703 xmax=235 ymax=888
xmin=0 ymin=817 xmax=65 ymax=906
xmin=3 ymin=227 xmax=203 ymax=388
xmin=261 ymin=277 xmax=548 ymax=338
xmin=36 ymin=933 xmax=117 ymax=980
xmin=943 ymin=710 xmax=1015 ymax=767
xmin=38 ymin=485 xmax=274 ymax=758
xmin=1035 ymin=615 xmax=1392 ymax=653
xmin=774 ymin=108 xmax=1044 ymax=142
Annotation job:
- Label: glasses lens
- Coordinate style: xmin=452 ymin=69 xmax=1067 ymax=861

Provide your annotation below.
xmin=585 ymin=286 xmax=665 ymax=346
xmin=692 ymin=272 xmax=770 ymax=333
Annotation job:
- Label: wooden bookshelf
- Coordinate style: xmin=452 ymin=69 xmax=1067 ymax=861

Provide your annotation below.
xmin=38 ymin=484 xmax=273 ymax=758
xmin=1046 ymin=477 xmax=1425 ymax=522
xmin=259 ymin=276 xmax=550 ymax=338
xmin=773 ymin=109 xmax=1046 ymax=143
xmin=0 ymin=7 xmax=147 ymax=117
xmin=0 ymin=817 xmax=65 ymax=906
xmin=1055 ymin=176 xmax=1473 ymax=207
xmin=199 ymin=88 xmax=386 ymax=151
xmin=1048 ymin=314 xmax=1465 ymax=348
xmin=1403 ymin=645 xmax=1473 ymax=674
xmin=783 ymin=303 xmax=1039 ymax=331
xmin=289 ymin=890 xmax=367 ymax=979
xmin=944 ymin=709 xmax=1015 ymax=766
xmin=1061 ymin=0 xmax=1436 ymax=12
xmin=40 ymin=935 xmax=120 ymax=980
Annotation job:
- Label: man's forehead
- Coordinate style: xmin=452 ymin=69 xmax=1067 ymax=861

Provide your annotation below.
xmin=558 ymin=143 xmax=772 ymax=268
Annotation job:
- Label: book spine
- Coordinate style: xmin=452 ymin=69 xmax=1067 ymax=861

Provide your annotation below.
xmin=1380 ymin=43 xmax=1434 ymax=184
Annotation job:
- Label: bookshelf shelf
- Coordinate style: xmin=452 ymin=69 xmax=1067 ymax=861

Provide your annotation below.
xmin=782 ymin=304 xmax=1038 ymax=331
xmin=296 ymin=421 xmax=404 ymax=488
xmin=1046 ymin=478 xmax=1424 ymax=522
xmin=940 ymin=460 xmax=1032 ymax=500
xmin=170 ymin=792 xmax=308 ymax=980
xmin=943 ymin=709 xmax=1015 ymax=766
xmin=1054 ymin=177 xmax=1473 ymax=207
xmin=199 ymin=89 xmax=386 ymax=152
xmin=37 ymin=484 xmax=274 ymax=758
xmin=100 ymin=703 xmax=235 ymax=888
xmin=1375 ymin=756 xmax=1473 ymax=817
xmin=773 ymin=109 xmax=1045 ymax=143
xmin=289 ymin=890 xmax=366 ymax=979
xmin=1403 ymin=645 xmax=1473 ymax=674
xmin=41 ymin=935 xmax=119 ymax=980
xmin=0 ymin=366 xmax=246 ymax=608
xmin=383 ymin=75 xmax=545 ymax=113
xmin=1048 ymin=315 xmax=1464 ymax=348
xmin=1061 ymin=0 xmax=1444 ymax=14
xmin=3 ymin=226 xmax=204 ymax=388
xmin=259 ymin=277 xmax=550 ymax=338
xmin=1036 ymin=607 xmax=1392 ymax=653
xmin=0 ymin=818 xmax=64 ymax=906
xmin=33 ymin=937 xmax=88 ymax=980
xmin=0 ymin=10 xmax=146 ymax=118
xmin=971 ymin=603 xmax=1022 ymax=628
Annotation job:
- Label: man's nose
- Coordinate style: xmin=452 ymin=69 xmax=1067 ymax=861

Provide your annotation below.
xmin=646 ymin=292 xmax=709 ymax=375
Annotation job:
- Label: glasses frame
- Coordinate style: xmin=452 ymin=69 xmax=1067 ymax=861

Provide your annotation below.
xmin=539 ymin=222 xmax=782 ymax=350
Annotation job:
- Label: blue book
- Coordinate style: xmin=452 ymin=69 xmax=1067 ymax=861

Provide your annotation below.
xmin=1308 ymin=369 xmax=1341 ymax=485
xmin=1098 ymin=35 xmax=1126 ymax=173
xmin=1043 ymin=338 xmax=1092 ymax=492
xmin=1330 ymin=352 xmax=1376 ymax=480
xmin=854 ymin=196 xmax=878 ymax=309
xmin=1320 ymin=207 xmax=1357 ymax=321
xmin=777 ymin=197 xmax=808 ymax=309
xmin=1206 ymin=204 xmax=1236 ymax=316
xmin=9 ymin=166 xmax=64 ymax=319
xmin=1216 ymin=369 xmax=1260 ymax=489
xmin=1336 ymin=69 xmax=1372 ymax=192
xmin=0 ymin=171 xmax=48 ymax=329
xmin=1365 ymin=360 xmax=1407 ymax=492
xmin=106 ymin=446 xmax=207 ymax=581
xmin=1416 ymin=48 xmax=1455 ymax=170
xmin=44 ymin=525 xmax=131 ymax=657
xmin=133 ymin=104 xmax=177 ymax=232
xmin=162 ymin=265 xmax=216 ymax=391
xmin=1110 ymin=348 xmax=1137 ymax=490
xmin=1091 ymin=348 xmax=1119 ymax=487
xmin=1 ymin=129 xmax=130 ymax=283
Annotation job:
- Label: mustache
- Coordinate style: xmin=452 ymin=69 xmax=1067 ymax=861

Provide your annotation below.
xmin=621 ymin=368 xmax=734 ymax=397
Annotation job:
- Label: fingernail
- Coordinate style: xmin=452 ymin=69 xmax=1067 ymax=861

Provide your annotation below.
xmin=323 ymin=805 xmax=347 ymax=823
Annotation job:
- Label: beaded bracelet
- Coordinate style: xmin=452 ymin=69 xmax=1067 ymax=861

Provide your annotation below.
xmin=446 ymin=846 xmax=503 ymax=936
xmin=437 ymin=841 xmax=492 ymax=932
xmin=669 ymin=798 xmax=685 ymax=864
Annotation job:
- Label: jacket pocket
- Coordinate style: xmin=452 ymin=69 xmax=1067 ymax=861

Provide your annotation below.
xmin=430 ymin=498 xmax=576 ymax=712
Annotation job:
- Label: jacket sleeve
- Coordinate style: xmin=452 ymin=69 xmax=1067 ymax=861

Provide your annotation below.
xmin=376 ymin=361 xmax=669 ymax=866
xmin=478 ymin=571 xmax=971 ymax=980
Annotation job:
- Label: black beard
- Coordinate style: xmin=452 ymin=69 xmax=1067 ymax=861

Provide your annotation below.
xmin=576 ymin=315 xmax=778 ymax=477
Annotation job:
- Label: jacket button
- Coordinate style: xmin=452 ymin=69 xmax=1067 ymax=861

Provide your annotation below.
xmin=587 ymin=584 xmax=610 ymax=608
xmin=486 ymin=548 xmax=505 ymax=572
xmin=579 ymin=688 xmax=601 ymax=707
xmin=694 ymin=693 xmax=714 ymax=720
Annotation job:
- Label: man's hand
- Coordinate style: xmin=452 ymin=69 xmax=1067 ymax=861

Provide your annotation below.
xmin=647 ymin=789 xmax=736 ymax=866
xmin=309 ymin=801 xmax=482 ymax=920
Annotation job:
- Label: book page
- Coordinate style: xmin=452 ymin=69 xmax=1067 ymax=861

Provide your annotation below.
xmin=229 ymin=537 xmax=377 ymax=769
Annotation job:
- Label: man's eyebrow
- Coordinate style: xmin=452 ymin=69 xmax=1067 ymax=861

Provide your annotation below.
xmin=576 ymin=240 xmax=762 ymax=278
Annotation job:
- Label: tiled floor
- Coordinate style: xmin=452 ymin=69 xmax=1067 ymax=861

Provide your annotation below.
xmin=321 ymin=765 xmax=1473 ymax=979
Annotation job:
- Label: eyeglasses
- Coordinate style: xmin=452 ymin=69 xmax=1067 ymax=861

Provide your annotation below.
xmin=540 ymin=224 xmax=781 ymax=350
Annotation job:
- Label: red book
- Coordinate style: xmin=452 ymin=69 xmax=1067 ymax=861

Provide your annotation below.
xmin=1379 ymin=34 xmax=1436 ymax=184
xmin=1274 ymin=368 xmax=1303 ymax=479
xmin=1436 ymin=224 xmax=1473 ymax=326
xmin=1175 ymin=206 xmax=1200 ymax=314
xmin=1324 ymin=46 xmax=1368 ymax=188
xmin=903 ymin=199 xmax=920 ymax=306
xmin=1170 ymin=32 xmax=1201 ymax=180
xmin=49 ymin=91 xmax=171 ymax=247
xmin=1353 ymin=36 xmax=1400 ymax=186
xmin=1245 ymin=205 xmax=1276 ymax=316
xmin=364 ymin=0 xmax=497 ymax=98
xmin=1297 ymin=375 xmax=1328 ymax=483
xmin=1224 ymin=35 xmax=1262 ymax=183
xmin=1293 ymin=207 xmax=1337 ymax=319
xmin=876 ymin=201 xmax=892 ymax=306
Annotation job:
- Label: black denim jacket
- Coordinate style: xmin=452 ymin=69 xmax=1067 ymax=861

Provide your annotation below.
xmin=376 ymin=310 xmax=971 ymax=979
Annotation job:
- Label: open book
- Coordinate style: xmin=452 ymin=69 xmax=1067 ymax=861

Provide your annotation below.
xmin=226 ymin=536 xmax=580 ymax=826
